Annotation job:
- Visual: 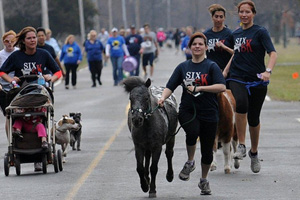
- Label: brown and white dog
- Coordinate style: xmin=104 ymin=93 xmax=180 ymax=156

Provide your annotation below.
xmin=53 ymin=115 xmax=80 ymax=162
xmin=210 ymin=89 xmax=239 ymax=174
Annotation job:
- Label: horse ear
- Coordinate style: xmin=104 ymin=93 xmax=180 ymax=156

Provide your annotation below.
xmin=145 ymin=78 xmax=151 ymax=88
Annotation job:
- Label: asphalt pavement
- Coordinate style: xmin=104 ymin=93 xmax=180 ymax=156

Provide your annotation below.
xmin=0 ymin=46 xmax=299 ymax=200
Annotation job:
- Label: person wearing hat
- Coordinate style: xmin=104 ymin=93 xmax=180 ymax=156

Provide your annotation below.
xmin=125 ymin=25 xmax=143 ymax=76
xmin=106 ymin=27 xmax=130 ymax=86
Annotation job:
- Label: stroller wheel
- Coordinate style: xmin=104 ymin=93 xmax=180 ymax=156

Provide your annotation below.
xmin=42 ymin=154 xmax=47 ymax=174
xmin=15 ymin=155 xmax=21 ymax=176
xmin=4 ymin=154 xmax=10 ymax=176
xmin=57 ymin=149 xmax=63 ymax=171
xmin=53 ymin=152 xmax=59 ymax=173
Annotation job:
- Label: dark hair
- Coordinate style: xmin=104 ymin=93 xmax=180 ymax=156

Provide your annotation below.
xmin=14 ymin=26 xmax=36 ymax=52
xmin=208 ymin=4 xmax=226 ymax=17
xmin=188 ymin=32 xmax=207 ymax=48
xmin=36 ymin=27 xmax=46 ymax=35
xmin=143 ymin=23 xmax=150 ymax=28
xmin=237 ymin=0 xmax=256 ymax=14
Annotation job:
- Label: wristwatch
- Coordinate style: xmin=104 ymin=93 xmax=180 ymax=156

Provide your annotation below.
xmin=266 ymin=68 xmax=272 ymax=74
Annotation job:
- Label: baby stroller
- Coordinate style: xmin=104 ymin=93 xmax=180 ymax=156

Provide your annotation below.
xmin=3 ymin=75 xmax=63 ymax=176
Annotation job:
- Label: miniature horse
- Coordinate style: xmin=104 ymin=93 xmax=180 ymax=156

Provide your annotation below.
xmin=123 ymin=77 xmax=178 ymax=198
xmin=210 ymin=89 xmax=239 ymax=173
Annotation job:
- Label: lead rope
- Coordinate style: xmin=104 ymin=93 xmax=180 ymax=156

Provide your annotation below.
xmin=170 ymin=101 xmax=196 ymax=136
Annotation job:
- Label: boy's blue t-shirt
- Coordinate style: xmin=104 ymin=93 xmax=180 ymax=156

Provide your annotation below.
xmin=204 ymin=27 xmax=234 ymax=70
xmin=84 ymin=39 xmax=104 ymax=61
xmin=107 ymin=36 xmax=126 ymax=57
xmin=230 ymin=24 xmax=276 ymax=81
xmin=166 ymin=59 xmax=225 ymax=122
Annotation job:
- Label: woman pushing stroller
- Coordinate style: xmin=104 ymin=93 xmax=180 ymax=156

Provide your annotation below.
xmin=0 ymin=26 xmax=62 ymax=172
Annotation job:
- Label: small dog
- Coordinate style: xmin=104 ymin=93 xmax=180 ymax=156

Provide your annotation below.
xmin=69 ymin=112 xmax=82 ymax=151
xmin=53 ymin=115 xmax=80 ymax=162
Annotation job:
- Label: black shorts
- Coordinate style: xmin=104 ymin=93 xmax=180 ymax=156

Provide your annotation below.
xmin=142 ymin=53 xmax=154 ymax=67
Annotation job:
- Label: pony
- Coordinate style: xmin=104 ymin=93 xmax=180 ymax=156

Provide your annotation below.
xmin=210 ymin=89 xmax=239 ymax=174
xmin=123 ymin=77 xmax=178 ymax=198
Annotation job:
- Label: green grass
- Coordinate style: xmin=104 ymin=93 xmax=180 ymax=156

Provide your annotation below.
xmin=267 ymin=38 xmax=300 ymax=101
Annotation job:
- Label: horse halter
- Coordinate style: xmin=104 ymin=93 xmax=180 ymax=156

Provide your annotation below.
xmin=130 ymin=101 xmax=160 ymax=119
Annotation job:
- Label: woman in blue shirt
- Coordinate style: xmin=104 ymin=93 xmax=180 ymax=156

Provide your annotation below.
xmin=60 ymin=35 xmax=82 ymax=89
xmin=223 ymin=0 xmax=277 ymax=174
xmin=105 ymin=28 xmax=129 ymax=86
xmin=84 ymin=30 xmax=104 ymax=87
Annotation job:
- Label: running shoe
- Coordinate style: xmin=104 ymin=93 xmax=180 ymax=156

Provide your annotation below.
xmin=179 ymin=161 xmax=195 ymax=181
xmin=233 ymin=144 xmax=246 ymax=160
xmin=248 ymin=150 xmax=261 ymax=173
xmin=198 ymin=180 xmax=211 ymax=195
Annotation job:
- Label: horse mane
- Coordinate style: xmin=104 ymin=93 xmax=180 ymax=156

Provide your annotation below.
xmin=123 ymin=77 xmax=151 ymax=93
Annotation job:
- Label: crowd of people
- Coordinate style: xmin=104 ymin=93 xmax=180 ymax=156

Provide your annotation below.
xmin=0 ymin=0 xmax=277 ymax=197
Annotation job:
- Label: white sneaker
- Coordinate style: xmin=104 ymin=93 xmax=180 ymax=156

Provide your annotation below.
xmin=248 ymin=150 xmax=261 ymax=173
xmin=233 ymin=144 xmax=246 ymax=160
xmin=34 ymin=162 xmax=42 ymax=172
xmin=179 ymin=161 xmax=195 ymax=181
xmin=198 ymin=180 xmax=211 ymax=195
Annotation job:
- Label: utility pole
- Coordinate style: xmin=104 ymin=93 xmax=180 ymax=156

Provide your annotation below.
xmin=0 ymin=0 xmax=5 ymax=49
xmin=135 ymin=0 xmax=140 ymax=29
xmin=167 ymin=0 xmax=171 ymax=30
xmin=122 ymin=0 xmax=127 ymax=29
xmin=41 ymin=0 xmax=49 ymax=29
xmin=78 ymin=0 xmax=85 ymax=44
xmin=92 ymin=0 xmax=100 ymax=33
xmin=108 ymin=0 xmax=113 ymax=31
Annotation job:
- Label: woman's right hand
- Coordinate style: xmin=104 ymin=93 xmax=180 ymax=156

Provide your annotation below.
xmin=12 ymin=76 xmax=20 ymax=83
xmin=158 ymin=98 xmax=165 ymax=107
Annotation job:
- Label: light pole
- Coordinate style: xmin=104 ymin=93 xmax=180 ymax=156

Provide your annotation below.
xmin=0 ymin=0 xmax=5 ymax=48
xmin=78 ymin=0 xmax=85 ymax=44
xmin=41 ymin=0 xmax=49 ymax=29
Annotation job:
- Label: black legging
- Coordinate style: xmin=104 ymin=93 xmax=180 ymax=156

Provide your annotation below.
xmin=178 ymin=111 xmax=217 ymax=165
xmin=229 ymin=80 xmax=267 ymax=127
xmin=89 ymin=60 xmax=103 ymax=85
xmin=65 ymin=64 xmax=79 ymax=86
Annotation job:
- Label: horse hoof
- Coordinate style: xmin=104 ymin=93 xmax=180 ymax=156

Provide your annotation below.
xmin=210 ymin=165 xmax=217 ymax=171
xmin=166 ymin=173 xmax=174 ymax=182
xmin=141 ymin=184 xmax=149 ymax=193
xmin=234 ymin=159 xmax=240 ymax=169
xmin=224 ymin=168 xmax=231 ymax=174
xmin=149 ymin=192 xmax=157 ymax=198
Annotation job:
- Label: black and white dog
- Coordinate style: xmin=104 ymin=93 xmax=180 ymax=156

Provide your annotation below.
xmin=69 ymin=112 xmax=82 ymax=151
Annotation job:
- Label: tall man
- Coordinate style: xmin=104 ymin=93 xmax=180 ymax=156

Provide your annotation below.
xmin=141 ymin=23 xmax=159 ymax=80
xmin=125 ymin=25 xmax=143 ymax=76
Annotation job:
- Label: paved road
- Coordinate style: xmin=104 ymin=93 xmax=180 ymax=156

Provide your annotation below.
xmin=0 ymin=47 xmax=299 ymax=200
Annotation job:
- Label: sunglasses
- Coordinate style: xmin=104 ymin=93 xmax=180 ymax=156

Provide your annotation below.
xmin=4 ymin=40 xmax=14 ymax=44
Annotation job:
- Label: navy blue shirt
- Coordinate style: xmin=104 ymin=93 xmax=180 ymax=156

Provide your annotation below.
xmin=37 ymin=43 xmax=56 ymax=59
xmin=125 ymin=34 xmax=143 ymax=56
xmin=84 ymin=39 xmax=104 ymax=61
xmin=166 ymin=59 xmax=225 ymax=122
xmin=0 ymin=49 xmax=60 ymax=76
xmin=230 ymin=25 xmax=276 ymax=81
xmin=204 ymin=27 xmax=233 ymax=70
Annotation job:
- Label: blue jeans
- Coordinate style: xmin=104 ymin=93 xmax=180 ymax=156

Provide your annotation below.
xmin=130 ymin=54 xmax=140 ymax=76
xmin=110 ymin=56 xmax=123 ymax=85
